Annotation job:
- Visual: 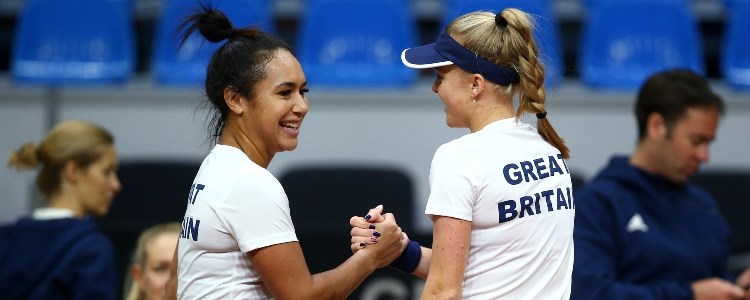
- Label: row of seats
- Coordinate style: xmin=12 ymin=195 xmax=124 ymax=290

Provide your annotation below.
xmin=10 ymin=0 xmax=750 ymax=90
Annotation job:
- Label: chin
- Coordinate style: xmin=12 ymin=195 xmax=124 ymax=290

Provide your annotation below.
xmin=282 ymin=141 xmax=299 ymax=151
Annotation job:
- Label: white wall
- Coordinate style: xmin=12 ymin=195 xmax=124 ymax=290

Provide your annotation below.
xmin=2 ymin=78 xmax=749 ymax=232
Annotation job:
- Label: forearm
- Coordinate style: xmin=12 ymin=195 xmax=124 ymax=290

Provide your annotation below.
xmin=306 ymin=250 xmax=378 ymax=299
xmin=411 ymin=246 xmax=431 ymax=279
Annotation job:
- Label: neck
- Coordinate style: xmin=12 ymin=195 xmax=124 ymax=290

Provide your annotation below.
xmin=47 ymin=192 xmax=85 ymax=218
xmin=219 ymin=125 xmax=273 ymax=168
xmin=629 ymin=143 xmax=661 ymax=176
xmin=469 ymin=97 xmax=515 ymax=132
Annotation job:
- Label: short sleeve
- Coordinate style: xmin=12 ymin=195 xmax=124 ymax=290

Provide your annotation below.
xmin=424 ymin=145 xmax=476 ymax=221
xmin=219 ymin=172 xmax=298 ymax=253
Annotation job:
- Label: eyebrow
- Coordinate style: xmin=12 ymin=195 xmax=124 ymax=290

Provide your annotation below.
xmin=276 ymin=81 xmax=307 ymax=89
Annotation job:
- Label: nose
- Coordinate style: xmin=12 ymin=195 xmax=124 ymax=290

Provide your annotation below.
xmin=696 ymin=144 xmax=710 ymax=163
xmin=112 ymin=174 xmax=122 ymax=193
xmin=294 ymin=95 xmax=309 ymax=117
xmin=432 ymin=81 xmax=439 ymax=94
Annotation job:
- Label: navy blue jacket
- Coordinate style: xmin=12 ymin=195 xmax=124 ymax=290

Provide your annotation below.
xmin=0 ymin=217 xmax=117 ymax=300
xmin=572 ymin=156 xmax=730 ymax=300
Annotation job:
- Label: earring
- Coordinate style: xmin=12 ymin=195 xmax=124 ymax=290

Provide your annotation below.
xmin=472 ymin=98 xmax=477 ymax=104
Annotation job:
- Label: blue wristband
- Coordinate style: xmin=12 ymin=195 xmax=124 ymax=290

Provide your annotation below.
xmin=388 ymin=240 xmax=421 ymax=273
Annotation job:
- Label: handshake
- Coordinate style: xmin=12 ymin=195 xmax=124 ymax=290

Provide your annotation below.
xmin=349 ymin=205 xmax=423 ymax=274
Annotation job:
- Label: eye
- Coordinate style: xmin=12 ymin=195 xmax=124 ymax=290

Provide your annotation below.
xmin=300 ymin=88 xmax=309 ymax=97
xmin=279 ymin=89 xmax=293 ymax=97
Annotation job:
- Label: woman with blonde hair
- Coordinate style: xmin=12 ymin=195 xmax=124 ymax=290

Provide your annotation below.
xmin=352 ymin=8 xmax=574 ymax=299
xmin=125 ymin=222 xmax=181 ymax=300
xmin=0 ymin=119 xmax=121 ymax=299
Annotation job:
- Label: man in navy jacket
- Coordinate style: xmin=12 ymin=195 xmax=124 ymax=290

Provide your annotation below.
xmin=572 ymin=69 xmax=750 ymax=300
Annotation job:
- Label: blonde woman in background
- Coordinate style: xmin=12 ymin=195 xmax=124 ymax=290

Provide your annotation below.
xmin=0 ymin=119 xmax=121 ymax=300
xmin=126 ymin=222 xmax=181 ymax=300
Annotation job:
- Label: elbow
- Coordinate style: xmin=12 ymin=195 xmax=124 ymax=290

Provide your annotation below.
xmin=421 ymin=288 xmax=462 ymax=300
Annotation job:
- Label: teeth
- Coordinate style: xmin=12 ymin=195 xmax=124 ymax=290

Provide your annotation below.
xmin=281 ymin=122 xmax=298 ymax=129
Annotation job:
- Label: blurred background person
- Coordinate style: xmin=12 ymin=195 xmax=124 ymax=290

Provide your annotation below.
xmin=125 ymin=222 xmax=181 ymax=300
xmin=572 ymin=69 xmax=750 ymax=300
xmin=0 ymin=119 xmax=121 ymax=300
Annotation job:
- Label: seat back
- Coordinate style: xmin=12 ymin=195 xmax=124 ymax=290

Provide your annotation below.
xmin=691 ymin=171 xmax=750 ymax=256
xmin=578 ymin=0 xmax=704 ymax=89
xmin=11 ymin=0 xmax=135 ymax=85
xmin=279 ymin=166 xmax=414 ymax=235
xmin=722 ymin=2 xmax=750 ymax=90
xmin=152 ymin=0 xmax=274 ymax=86
xmin=442 ymin=0 xmax=564 ymax=87
xmin=296 ymin=0 xmax=418 ymax=88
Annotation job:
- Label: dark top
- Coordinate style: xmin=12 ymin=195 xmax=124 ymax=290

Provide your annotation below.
xmin=572 ymin=156 xmax=730 ymax=300
xmin=0 ymin=216 xmax=117 ymax=300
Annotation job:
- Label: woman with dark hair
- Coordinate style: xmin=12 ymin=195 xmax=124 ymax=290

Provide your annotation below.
xmin=166 ymin=7 xmax=405 ymax=299
xmin=0 ymin=119 xmax=121 ymax=299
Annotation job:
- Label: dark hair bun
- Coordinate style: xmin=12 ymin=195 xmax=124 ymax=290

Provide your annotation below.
xmin=179 ymin=6 xmax=235 ymax=44
xmin=196 ymin=9 xmax=235 ymax=43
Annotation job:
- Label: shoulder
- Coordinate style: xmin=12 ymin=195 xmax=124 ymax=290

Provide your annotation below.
xmin=685 ymin=183 xmax=719 ymax=207
xmin=72 ymin=220 xmax=115 ymax=253
xmin=574 ymin=175 xmax=631 ymax=211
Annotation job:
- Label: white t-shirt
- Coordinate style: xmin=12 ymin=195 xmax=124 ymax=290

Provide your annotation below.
xmin=177 ymin=145 xmax=298 ymax=299
xmin=425 ymin=118 xmax=574 ymax=299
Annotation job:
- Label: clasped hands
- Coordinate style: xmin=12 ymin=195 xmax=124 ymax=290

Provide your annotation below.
xmin=349 ymin=205 xmax=410 ymax=258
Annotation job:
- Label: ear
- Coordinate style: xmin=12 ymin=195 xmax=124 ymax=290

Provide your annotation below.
xmin=645 ymin=112 xmax=667 ymax=140
xmin=224 ymin=87 xmax=244 ymax=115
xmin=62 ymin=161 xmax=81 ymax=183
xmin=131 ymin=264 xmax=144 ymax=285
xmin=470 ymin=73 xmax=486 ymax=100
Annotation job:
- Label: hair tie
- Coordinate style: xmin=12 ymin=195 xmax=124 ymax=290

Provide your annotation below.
xmin=536 ymin=111 xmax=548 ymax=119
xmin=227 ymin=28 xmax=240 ymax=40
xmin=495 ymin=13 xmax=508 ymax=27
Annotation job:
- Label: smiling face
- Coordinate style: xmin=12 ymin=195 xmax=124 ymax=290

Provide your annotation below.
xmin=650 ymin=107 xmax=719 ymax=184
xmin=432 ymin=65 xmax=473 ymax=128
xmin=74 ymin=146 xmax=121 ymax=216
xmin=240 ymin=49 xmax=309 ymax=158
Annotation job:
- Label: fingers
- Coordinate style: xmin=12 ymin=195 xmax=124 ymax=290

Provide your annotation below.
xmin=399 ymin=232 xmax=410 ymax=251
xmin=380 ymin=213 xmax=398 ymax=225
xmin=350 ymin=215 xmax=372 ymax=229
xmin=350 ymin=242 xmax=366 ymax=254
xmin=364 ymin=204 xmax=385 ymax=223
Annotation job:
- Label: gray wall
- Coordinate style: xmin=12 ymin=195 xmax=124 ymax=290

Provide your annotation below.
xmin=2 ymin=77 xmax=749 ymax=232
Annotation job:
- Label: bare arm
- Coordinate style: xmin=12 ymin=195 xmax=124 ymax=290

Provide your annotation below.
xmin=251 ymin=213 xmax=404 ymax=300
xmin=420 ymin=215 xmax=470 ymax=300
xmin=164 ymin=240 xmax=178 ymax=300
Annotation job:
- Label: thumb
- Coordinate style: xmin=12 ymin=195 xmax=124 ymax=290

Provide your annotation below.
xmin=365 ymin=204 xmax=385 ymax=223
xmin=729 ymin=285 xmax=745 ymax=298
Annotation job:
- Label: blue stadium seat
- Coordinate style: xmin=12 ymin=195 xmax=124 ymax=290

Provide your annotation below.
xmin=721 ymin=2 xmax=750 ymax=90
xmin=152 ymin=0 xmax=274 ymax=86
xmin=296 ymin=0 xmax=418 ymax=88
xmin=578 ymin=1 xmax=704 ymax=90
xmin=11 ymin=0 xmax=135 ymax=85
xmin=442 ymin=0 xmax=564 ymax=87
xmin=581 ymin=0 xmax=689 ymax=11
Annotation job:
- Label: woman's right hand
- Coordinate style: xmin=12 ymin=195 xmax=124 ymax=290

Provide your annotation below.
xmin=350 ymin=205 xmax=409 ymax=263
xmin=350 ymin=211 xmax=407 ymax=268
